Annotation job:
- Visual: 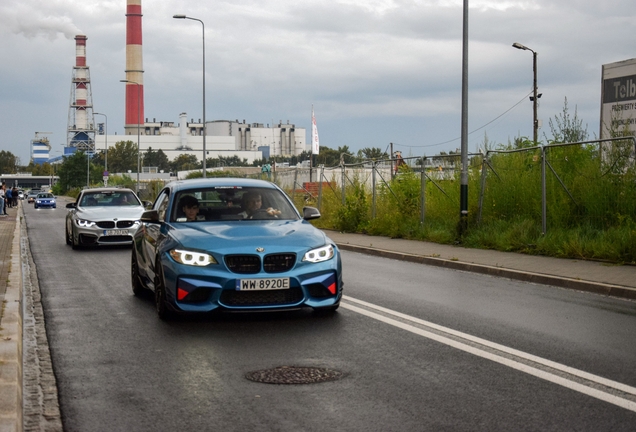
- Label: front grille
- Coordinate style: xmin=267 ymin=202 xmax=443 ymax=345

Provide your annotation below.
xmin=225 ymin=255 xmax=261 ymax=274
xmin=220 ymin=287 xmax=304 ymax=307
xmin=263 ymin=253 xmax=296 ymax=273
xmin=95 ymin=220 xmax=136 ymax=229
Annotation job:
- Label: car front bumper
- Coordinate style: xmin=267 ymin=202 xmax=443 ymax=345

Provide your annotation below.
xmin=160 ymin=254 xmax=343 ymax=313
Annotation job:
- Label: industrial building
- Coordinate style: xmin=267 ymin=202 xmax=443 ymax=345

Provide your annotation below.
xmin=36 ymin=0 xmax=307 ymax=167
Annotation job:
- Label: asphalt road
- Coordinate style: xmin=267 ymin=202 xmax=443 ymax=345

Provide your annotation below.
xmin=24 ymin=198 xmax=636 ymax=431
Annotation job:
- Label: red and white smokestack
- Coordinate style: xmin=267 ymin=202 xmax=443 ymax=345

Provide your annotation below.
xmin=124 ymin=0 xmax=145 ymax=135
xmin=74 ymin=35 xmax=89 ymax=131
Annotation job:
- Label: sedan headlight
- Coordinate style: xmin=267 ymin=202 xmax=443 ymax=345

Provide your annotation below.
xmin=76 ymin=219 xmax=96 ymax=227
xmin=169 ymin=249 xmax=218 ymax=266
xmin=302 ymin=245 xmax=335 ymax=263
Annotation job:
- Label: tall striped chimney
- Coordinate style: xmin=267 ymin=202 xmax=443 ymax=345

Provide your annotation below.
xmin=124 ymin=0 xmax=145 ymax=135
xmin=67 ymin=34 xmax=95 ymax=151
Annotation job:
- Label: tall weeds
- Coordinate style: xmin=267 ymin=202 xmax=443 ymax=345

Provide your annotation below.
xmin=291 ymin=139 xmax=636 ymax=264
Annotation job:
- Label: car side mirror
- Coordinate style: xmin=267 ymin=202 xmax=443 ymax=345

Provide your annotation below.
xmin=143 ymin=201 xmax=153 ymax=209
xmin=66 ymin=202 xmax=77 ymax=209
xmin=141 ymin=209 xmax=160 ymax=223
xmin=302 ymin=206 xmax=321 ymax=220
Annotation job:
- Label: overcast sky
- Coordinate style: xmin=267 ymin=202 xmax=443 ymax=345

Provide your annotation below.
xmin=0 ymin=0 xmax=633 ymax=165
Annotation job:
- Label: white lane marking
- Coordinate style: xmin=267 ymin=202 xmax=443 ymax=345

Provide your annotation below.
xmin=341 ymin=295 xmax=636 ymax=412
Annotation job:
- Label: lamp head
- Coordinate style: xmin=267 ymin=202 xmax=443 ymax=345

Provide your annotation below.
xmin=173 ymin=14 xmax=186 ymax=19
xmin=512 ymin=42 xmax=527 ymax=50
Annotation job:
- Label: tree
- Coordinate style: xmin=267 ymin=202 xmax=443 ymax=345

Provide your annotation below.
xmin=105 ymin=140 xmax=139 ymax=173
xmin=143 ymin=147 xmax=171 ymax=172
xmin=359 ymin=147 xmax=388 ymax=160
xmin=170 ymin=154 xmax=200 ymax=172
xmin=56 ymin=151 xmax=101 ymax=191
xmin=24 ymin=161 xmax=55 ymax=175
xmin=0 ymin=150 xmax=18 ymax=174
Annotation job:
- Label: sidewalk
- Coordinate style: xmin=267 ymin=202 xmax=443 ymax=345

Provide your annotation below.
xmin=325 ymin=230 xmax=636 ymax=300
xmin=0 ymin=204 xmax=22 ymax=432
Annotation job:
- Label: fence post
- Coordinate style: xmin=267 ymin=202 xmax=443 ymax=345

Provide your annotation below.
xmin=420 ymin=164 xmax=426 ymax=224
xmin=541 ymin=145 xmax=547 ymax=235
xmin=372 ymin=161 xmax=377 ymax=219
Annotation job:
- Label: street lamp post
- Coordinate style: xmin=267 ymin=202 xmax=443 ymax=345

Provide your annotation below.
xmin=119 ymin=80 xmax=141 ymax=194
xmin=93 ymin=112 xmax=108 ymax=186
xmin=512 ymin=42 xmax=539 ymax=144
xmin=173 ymin=14 xmax=207 ymax=178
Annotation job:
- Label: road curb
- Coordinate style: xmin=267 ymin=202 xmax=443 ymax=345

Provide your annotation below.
xmin=336 ymin=243 xmax=636 ymax=301
xmin=0 ymin=209 xmax=23 ymax=432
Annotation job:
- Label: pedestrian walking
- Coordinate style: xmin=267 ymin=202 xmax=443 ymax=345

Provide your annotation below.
xmin=0 ymin=182 xmax=6 ymax=216
xmin=5 ymin=187 xmax=12 ymax=208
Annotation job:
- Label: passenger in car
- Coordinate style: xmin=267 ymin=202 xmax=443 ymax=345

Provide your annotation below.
xmin=179 ymin=195 xmax=203 ymax=222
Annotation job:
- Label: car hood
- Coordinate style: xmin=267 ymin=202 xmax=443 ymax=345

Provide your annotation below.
xmin=167 ymin=220 xmax=331 ymax=252
xmin=75 ymin=206 xmax=146 ymax=220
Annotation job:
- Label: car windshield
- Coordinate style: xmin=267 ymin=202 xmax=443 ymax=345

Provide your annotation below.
xmin=37 ymin=193 xmax=54 ymax=198
xmin=171 ymin=186 xmax=299 ymax=222
xmin=80 ymin=191 xmax=140 ymax=207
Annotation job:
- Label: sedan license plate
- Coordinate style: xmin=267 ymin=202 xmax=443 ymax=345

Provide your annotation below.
xmin=236 ymin=277 xmax=290 ymax=291
xmin=104 ymin=229 xmax=128 ymax=236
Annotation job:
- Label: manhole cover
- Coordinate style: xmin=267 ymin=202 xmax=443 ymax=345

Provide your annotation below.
xmin=245 ymin=366 xmax=343 ymax=384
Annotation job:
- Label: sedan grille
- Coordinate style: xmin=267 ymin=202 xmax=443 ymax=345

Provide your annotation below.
xmin=96 ymin=221 xmax=116 ymax=229
xmin=225 ymin=253 xmax=297 ymax=274
xmin=95 ymin=220 xmax=136 ymax=229
xmin=220 ymin=287 xmax=304 ymax=307
xmin=225 ymin=255 xmax=261 ymax=274
xmin=263 ymin=253 xmax=296 ymax=273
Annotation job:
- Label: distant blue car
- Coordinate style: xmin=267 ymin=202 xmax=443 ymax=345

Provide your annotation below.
xmin=131 ymin=178 xmax=343 ymax=319
xmin=34 ymin=193 xmax=56 ymax=209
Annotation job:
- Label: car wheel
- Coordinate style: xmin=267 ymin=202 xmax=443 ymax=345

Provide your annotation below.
xmin=34 ymin=204 xmax=38 ymax=209
xmin=131 ymin=250 xmax=147 ymax=296
xmin=154 ymin=262 xmax=173 ymax=320
xmin=71 ymin=228 xmax=81 ymax=250
xmin=65 ymin=224 xmax=72 ymax=245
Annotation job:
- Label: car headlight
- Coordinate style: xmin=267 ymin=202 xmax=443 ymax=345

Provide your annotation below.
xmin=302 ymin=245 xmax=335 ymax=263
xmin=76 ymin=219 xmax=96 ymax=227
xmin=169 ymin=249 xmax=218 ymax=266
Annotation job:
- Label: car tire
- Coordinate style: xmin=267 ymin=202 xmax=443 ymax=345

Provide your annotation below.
xmin=65 ymin=224 xmax=72 ymax=245
xmin=34 ymin=204 xmax=38 ymax=209
xmin=71 ymin=229 xmax=81 ymax=250
xmin=131 ymin=250 xmax=147 ymax=296
xmin=154 ymin=262 xmax=173 ymax=320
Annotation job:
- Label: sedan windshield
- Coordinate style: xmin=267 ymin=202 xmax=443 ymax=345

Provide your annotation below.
xmin=172 ymin=187 xmax=300 ymax=222
xmin=80 ymin=191 xmax=140 ymax=207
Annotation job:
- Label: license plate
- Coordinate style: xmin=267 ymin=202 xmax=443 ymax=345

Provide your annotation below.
xmin=236 ymin=277 xmax=290 ymax=291
xmin=104 ymin=229 xmax=129 ymax=236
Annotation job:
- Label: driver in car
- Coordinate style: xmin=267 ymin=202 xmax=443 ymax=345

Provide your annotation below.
xmin=238 ymin=192 xmax=280 ymax=219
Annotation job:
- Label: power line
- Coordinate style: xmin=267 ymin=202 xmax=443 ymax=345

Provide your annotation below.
xmin=396 ymin=91 xmax=533 ymax=149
